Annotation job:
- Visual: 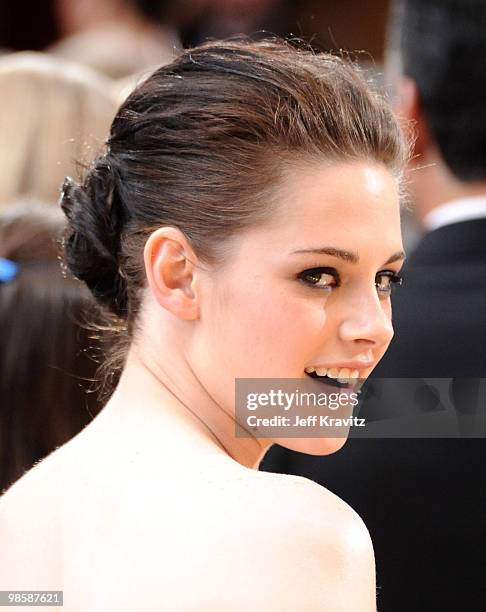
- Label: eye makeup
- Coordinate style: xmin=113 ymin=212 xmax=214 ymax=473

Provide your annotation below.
xmin=297 ymin=266 xmax=404 ymax=297
xmin=375 ymin=270 xmax=403 ymax=297
xmin=297 ymin=266 xmax=339 ymax=291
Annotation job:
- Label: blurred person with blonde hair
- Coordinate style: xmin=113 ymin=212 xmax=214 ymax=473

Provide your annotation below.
xmin=0 ymin=52 xmax=118 ymax=208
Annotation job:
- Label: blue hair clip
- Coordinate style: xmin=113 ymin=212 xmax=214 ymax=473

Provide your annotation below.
xmin=0 ymin=257 xmax=19 ymax=283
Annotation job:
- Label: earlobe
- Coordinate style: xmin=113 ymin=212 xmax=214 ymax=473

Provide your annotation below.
xmin=143 ymin=227 xmax=200 ymax=320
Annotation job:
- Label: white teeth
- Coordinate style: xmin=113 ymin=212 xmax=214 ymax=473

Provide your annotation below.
xmin=336 ymin=368 xmax=350 ymax=383
xmin=306 ymin=366 xmax=363 ymax=379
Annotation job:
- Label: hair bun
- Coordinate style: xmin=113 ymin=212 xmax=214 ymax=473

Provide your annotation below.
xmin=60 ymin=159 xmax=128 ymax=318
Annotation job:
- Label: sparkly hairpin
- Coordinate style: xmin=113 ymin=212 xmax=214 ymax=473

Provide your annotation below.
xmin=0 ymin=257 xmax=19 ymax=283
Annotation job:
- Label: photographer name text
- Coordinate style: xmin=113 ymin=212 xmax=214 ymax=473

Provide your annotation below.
xmin=247 ymin=415 xmax=365 ymax=427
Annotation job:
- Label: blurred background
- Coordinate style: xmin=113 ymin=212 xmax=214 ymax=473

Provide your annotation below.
xmin=0 ymin=0 xmax=391 ymax=63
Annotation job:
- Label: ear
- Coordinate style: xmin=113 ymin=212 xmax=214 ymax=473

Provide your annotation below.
xmin=396 ymin=76 xmax=430 ymax=159
xmin=144 ymin=227 xmax=200 ymax=321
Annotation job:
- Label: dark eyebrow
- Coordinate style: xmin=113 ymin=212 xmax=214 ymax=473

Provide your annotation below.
xmin=384 ymin=251 xmax=406 ymax=265
xmin=290 ymin=247 xmax=406 ymax=265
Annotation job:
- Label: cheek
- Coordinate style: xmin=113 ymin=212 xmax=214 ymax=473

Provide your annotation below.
xmin=207 ymin=278 xmax=329 ymax=376
xmin=375 ymin=301 xmax=394 ymax=359
xmin=384 ymin=300 xmax=394 ymax=338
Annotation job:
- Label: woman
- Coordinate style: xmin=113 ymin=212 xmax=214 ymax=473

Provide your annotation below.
xmin=0 ymin=40 xmax=407 ymax=610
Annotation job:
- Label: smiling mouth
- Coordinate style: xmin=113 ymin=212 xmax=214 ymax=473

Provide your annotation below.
xmin=305 ymin=371 xmax=353 ymax=389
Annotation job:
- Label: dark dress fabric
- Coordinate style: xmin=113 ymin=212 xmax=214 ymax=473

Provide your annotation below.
xmin=261 ymin=218 xmax=486 ymax=612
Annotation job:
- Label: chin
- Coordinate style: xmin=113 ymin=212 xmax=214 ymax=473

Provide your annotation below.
xmin=274 ymin=435 xmax=349 ymax=456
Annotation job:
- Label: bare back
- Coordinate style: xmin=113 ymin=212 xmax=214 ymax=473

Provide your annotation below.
xmin=0 ymin=407 xmax=376 ymax=611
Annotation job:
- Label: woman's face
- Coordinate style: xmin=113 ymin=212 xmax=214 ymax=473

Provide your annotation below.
xmin=193 ymin=160 xmax=404 ymax=454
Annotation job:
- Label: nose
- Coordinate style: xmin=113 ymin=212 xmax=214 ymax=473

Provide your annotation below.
xmin=338 ymin=288 xmax=394 ymax=349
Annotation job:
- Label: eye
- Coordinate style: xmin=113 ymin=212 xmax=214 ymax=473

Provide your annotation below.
xmin=375 ymin=270 xmax=403 ymax=298
xmin=298 ymin=267 xmax=339 ymax=291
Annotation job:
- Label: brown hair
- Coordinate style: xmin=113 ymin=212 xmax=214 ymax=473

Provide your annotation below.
xmin=0 ymin=202 xmax=103 ymax=493
xmin=60 ymin=38 xmax=408 ymax=394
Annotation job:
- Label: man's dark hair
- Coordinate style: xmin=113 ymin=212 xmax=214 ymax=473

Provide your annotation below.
xmin=397 ymin=0 xmax=486 ymax=181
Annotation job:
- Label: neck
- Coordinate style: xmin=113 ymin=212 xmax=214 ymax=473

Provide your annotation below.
xmin=101 ymin=346 xmax=271 ymax=470
xmin=408 ymin=149 xmax=486 ymax=227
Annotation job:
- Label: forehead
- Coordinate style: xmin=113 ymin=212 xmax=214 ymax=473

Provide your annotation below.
xmin=258 ymin=159 xmax=403 ymax=254
xmin=275 ymin=159 xmax=399 ymax=221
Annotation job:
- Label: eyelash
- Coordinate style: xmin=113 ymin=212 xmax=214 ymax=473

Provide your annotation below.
xmin=297 ymin=266 xmax=404 ymax=298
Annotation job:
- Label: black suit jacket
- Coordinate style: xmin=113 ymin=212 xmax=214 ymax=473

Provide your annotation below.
xmin=261 ymin=218 xmax=486 ymax=612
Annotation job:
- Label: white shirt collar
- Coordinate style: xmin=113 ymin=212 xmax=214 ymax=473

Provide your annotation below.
xmin=422 ymin=195 xmax=486 ymax=232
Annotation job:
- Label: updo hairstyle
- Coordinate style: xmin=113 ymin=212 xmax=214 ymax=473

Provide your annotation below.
xmin=60 ymin=39 xmax=408 ymax=392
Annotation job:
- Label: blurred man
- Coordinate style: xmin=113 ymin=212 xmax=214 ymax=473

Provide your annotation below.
xmin=261 ymin=1 xmax=486 ymax=610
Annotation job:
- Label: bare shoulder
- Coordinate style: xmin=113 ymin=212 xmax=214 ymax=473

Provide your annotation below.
xmin=0 ymin=445 xmax=70 ymax=590
xmin=0 ymin=437 xmax=71 ymax=508
xmin=245 ymin=469 xmax=377 ymax=611
xmin=103 ymin=464 xmax=377 ymax=611
xmin=250 ymin=467 xmax=371 ymax=534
